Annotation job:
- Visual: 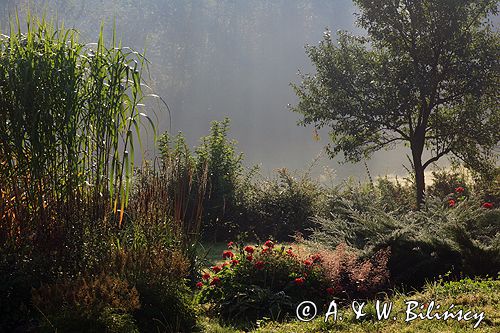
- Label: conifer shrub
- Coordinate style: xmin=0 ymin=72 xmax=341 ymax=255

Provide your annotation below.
xmin=310 ymin=193 xmax=500 ymax=288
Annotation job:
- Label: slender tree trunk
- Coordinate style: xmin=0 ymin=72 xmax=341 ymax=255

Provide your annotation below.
xmin=414 ymin=159 xmax=425 ymax=208
xmin=412 ymin=133 xmax=426 ymax=208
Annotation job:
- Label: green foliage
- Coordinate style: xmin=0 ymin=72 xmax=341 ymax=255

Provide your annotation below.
xmin=197 ymin=242 xmax=328 ymax=327
xmin=291 ymin=0 xmax=500 ymax=206
xmin=311 ymin=191 xmax=500 ymax=287
xmin=0 ymin=15 xmax=155 ymax=235
xmin=196 ymin=118 xmax=244 ymax=241
xmin=427 ymin=167 xmax=472 ymax=199
xmin=237 ymin=168 xmax=324 ymax=241
xmin=159 ymin=118 xmax=244 ymax=242
xmin=133 ymin=281 xmax=198 ymax=333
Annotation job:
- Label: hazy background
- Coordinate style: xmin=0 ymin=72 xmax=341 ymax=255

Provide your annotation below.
xmin=1 ymin=0 xmax=447 ymax=180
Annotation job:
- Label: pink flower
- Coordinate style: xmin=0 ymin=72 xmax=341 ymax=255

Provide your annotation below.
xmin=196 ymin=282 xmax=204 ymax=288
xmin=211 ymin=265 xmax=222 ymax=273
xmin=294 ymin=277 xmax=305 ymax=286
xmin=482 ymin=202 xmax=493 ymax=209
xmin=254 ymin=261 xmax=265 ymax=270
xmin=222 ymin=250 xmax=235 ymax=259
xmin=448 ymin=199 xmax=456 ymax=207
xmin=455 ymin=187 xmax=465 ymax=194
xmin=244 ymin=246 xmax=255 ymax=254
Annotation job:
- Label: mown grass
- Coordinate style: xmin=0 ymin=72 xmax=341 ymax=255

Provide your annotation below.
xmin=200 ymin=277 xmax=500 ymax=333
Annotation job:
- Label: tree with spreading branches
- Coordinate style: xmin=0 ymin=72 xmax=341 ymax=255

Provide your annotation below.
xmin=291 ymin=0 xmax=499 ymax=207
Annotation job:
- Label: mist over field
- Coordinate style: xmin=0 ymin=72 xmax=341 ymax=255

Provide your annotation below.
xmin=1 ymin=0 xmax=451 ymax=179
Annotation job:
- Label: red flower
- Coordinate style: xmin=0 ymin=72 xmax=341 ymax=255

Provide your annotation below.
xmin=455 ymin=187 xmax=465 ymax=194
xmin=202 ymin=272 xmax=211 ymax=280
xmin=311 ymin=254 xmax=322 ymax=262
xmin=294 ymin=277 xmax=305 ymax=286
xmin=210 ymin=277 xmax=221 ymax=286
xmin=254 ymin=261 xmax=265 ymax=270
xmin=264 ymin=240 xmax=274 ymax=248
xmin=286 ymin=249 xmax=295 ymax=257
xmin=222 ymin=250 xmax=234 ymax=259
xmin=262 ymin=247 xmax=271 ymax=254
xmin=222 ymin=262 xmax=230 ymax=268
xmin=211 ymin=265 xmax=222 ymax=273
xmin=227 ymin=241 xmax=234 ymax=248
xmin=448 ymin=199 xmax=456 ymax=207
xmin=326 ymin=287 xmax=334 ymax=295
xmin=304 ymin=259 xmax=313 ymax=267
xmin=244 ymin=246 xmax=255 ymax=254
xmin=482 ymin=202 xmax=493 ymax=209
xmin=231 ymin=259 xmax=239 ymax=266
xmin=196 ymin=282 xmax=204 ymax=288
xmin=246 ymin=255 xmax=253 ymax=261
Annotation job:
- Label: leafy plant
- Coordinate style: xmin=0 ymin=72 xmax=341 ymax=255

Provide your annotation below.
xmin=197 ymin=241 xmax=328 ymax=327
xmin=311 ymin=194 xmax=500 ymax=287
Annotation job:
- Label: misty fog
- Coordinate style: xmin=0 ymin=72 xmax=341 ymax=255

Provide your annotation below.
xmin=1 ymin=0 xmax=444 ymax=180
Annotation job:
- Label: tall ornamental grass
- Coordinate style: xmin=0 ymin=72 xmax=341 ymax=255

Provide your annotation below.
xmin=0 ymin=15 xmax=155 ymax=250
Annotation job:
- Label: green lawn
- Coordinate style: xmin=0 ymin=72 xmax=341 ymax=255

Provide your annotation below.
xmin=199 ymin=277 xmax=500 ymax=333
xmin=198 ymin=242 xmax=230 ymax=266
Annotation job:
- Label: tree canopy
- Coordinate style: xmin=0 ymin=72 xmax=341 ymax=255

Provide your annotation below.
xmin=291 ymin=0 xmax=500 ymax=206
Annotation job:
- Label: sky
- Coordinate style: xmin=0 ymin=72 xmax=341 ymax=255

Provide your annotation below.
xmin=1 ymin=0 xmax=455 ymax=181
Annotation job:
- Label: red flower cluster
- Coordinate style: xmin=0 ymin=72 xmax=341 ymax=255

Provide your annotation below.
xmin=311 ymin=253 xmax=322 ymax=263
xmin=482 ymin=202 xmax=493 ymax=209
xmin=264 ymin=240 xmax=274 ymax=248
xmin=202 ymin=272 xmax=210 ymax=280
xmin=211 ymin=265 xmax=222 ymax=273
xmin=455 ymin=186 xmax=465 ymax=194
xmin=227 ymin=241 xmax=234 ymax=248
xmin=196 ymin=282 xmax=204 ymax=288
xmin=304 ymin=259 xmax=313 ymax=267
xmin=262 ymin=247 xmax=271 ymax=254
xmin=448 ymin=199 xmax=456 ymax=207
xmin=210 ymin=277 xmax=221 ymax=286
xmin=246 ymin=255 xmax=253 ymax=261
xmin=254 ymin=261 xmax=265 ymax=270
xmin=286 ymin=248 xmax=296 ymax=257
xmin=231 ymin=259 xmax=239 ymax=266
xmin=244 ymin=246 xmax=255 ymax=254
xmin=294 ymin=277 xmax=305 ymax=286
xmin=222 ymin=250 xmax=234 ymax=259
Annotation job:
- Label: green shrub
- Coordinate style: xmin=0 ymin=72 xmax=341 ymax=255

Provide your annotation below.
xmin=236 ymin=168 xmax=325 ymax=241
xmin=196 ymin=118 xmax=244 ymax=242
xmin=310 ymin=195 xmax=500 ymax=288
xmin=133 ymin=281 xmax=198 ymax=333
xmin=197 ymin=241 xmax=328 ymax=327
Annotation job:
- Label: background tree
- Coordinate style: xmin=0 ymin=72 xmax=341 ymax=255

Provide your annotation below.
xmin=291 ymin=0 xmax=500 ymax=206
